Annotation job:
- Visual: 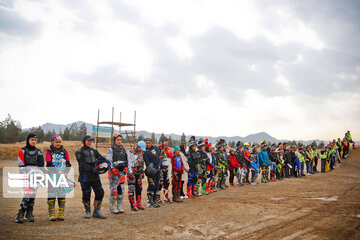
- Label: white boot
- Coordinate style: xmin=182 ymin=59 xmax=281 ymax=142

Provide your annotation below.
xmin=109 ymin=196 xmax=120 ymax=214
xmin=117 ymin=195 xmax=124 ymax=213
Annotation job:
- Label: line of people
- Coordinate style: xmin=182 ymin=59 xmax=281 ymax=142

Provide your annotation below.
xmin=14 ymin=130 xmax=355 ymax=223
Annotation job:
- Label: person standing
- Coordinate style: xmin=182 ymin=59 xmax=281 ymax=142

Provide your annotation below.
xmin=171 ymin=146 xmax=184 ymax=202
xmin=127 ymin=140 xmax=146 ymax=211
xmin=215 ymin=140 xmax=228 ymax=189
xmin=158 ymin=136 xmax=173 ymax=203
xmin=242 ymin=142 xmax=252 ymax=184
xmin=76 ymin=135 xmax=105 ymax=219
xmin=15 ymin=133 xmax=44 ymax=223
xmin=107 ymin=133 xmax=128 ymax=214
xmin=45 ymin=135 xmax=71 ymax=221
xmin=228 ymin=149 xmax=239 ymax=186
xmin=186 ymin=138 xmax=199 ymax=198
xmin=144 ymin=138 xmax=161 ymax=208
xmin=179 ymin=144 xmax=189 ymax=199
xmin=259 ymin=143 xmax=270 ymax=183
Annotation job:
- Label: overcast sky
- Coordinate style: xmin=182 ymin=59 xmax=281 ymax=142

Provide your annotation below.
xmin=0 ymin=0 xmax=359 ymax=141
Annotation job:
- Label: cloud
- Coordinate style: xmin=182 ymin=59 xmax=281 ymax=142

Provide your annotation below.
xmin=0 ymin=0 xmax=359 ymax=140
xmin=0 ymin=5 xmax=43 ymax=39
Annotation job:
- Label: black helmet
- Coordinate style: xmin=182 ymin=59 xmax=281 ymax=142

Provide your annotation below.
xmin=197 ymin=138 xmax=205 ymax=148
xmin=94 ymin=157 xmax=110 ymax=174
xmin=145 ymin=163 xmax=161 ymax=178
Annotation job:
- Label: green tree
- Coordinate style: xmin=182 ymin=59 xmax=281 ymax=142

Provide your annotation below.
xmin=311 ymin=140 xmax=317 ymax=148
xmin=159 ymin=133 xmax=165 ymax=144
xmin=0 ymin=114 xmax=22 ymax=143
xmin=33 ymin=126 xmax=44 ymax=143
xmin=78 ymin=123 xmax=87 ymax=139
xmin=168 ymin=136 xmax=173 ymax=147
xmin=44 ymin=130 xmax=53 ymax=141
xmin=318 ymin=141 xmax=325 ymax=149
xmin=69 ymin=123 xmax=79 ymax=140
xmin=137 ymin=134 xmax=145 ymax=142
xmin=63 ymin=127 xmax=70 ymax=140
xmin=151 ymin=132 xmax=156 ymax=143
xmin=181 ymin=132 xmax=186 ymax=145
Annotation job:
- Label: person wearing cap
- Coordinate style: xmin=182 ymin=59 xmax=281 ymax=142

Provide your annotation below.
xmin=241 ymin=142 xmax=252 ymax=184
xmin=179 ymin=144 xmax=189 ymax=199
xmin=320 ymin=146 xmax=328 ymax=173
xmin=106 ymin=133 xmax=128 ymax=214
xmin=171 ymin=145 xmax=184 ymax=202
xmin=289 ymin=145 xmax=297 ymax=177
xmin=215 ymin=140 xmax=228 ymax=189
xmin=268 ymin=146 xmax=278 ymax=182
xmin=158 ymin=136 xmax=173 ymax=204
xmin=75 ymin=135 xmax=105 ymax=219
xmin=345 ymin=130 xmax=354 ymax=149
xmin=15 ymin=133 xmax=44 ymax=223
xmin=45 ymin=135 xmax=71 ymax=221
xmin=304 ymin=145 xmax=313 ymax=175
xmin=335 ymin=138 xmax=343 ymax=161
xmin=127 ymin=140 xmax=146 ymax=211
xmin=283 ymin=143 xmax=292 ymax=178
xmin=259 ymin=143 xmax=270 ymax=183
xmin=275 ymin=143 xmax=285 ymax=180
xmin=297 ymin=146 xmax=306 ymax=177
xmin=250 ymin=145 xmax=260 ymax=185
xmin=331 ymin=142 xmax=337 ymax=168
xmin=311 ymin=145 xmax=319 ymax=172
xmin=186 ymin=136 xmax=199 ymax=198
xmin=342 ymin=137 xmax=349 ymax=159
xmin=143 ymin=138 xmax=162 ymax=208
xmin=204 ymin=139 xmax=215 ymax=193
xmin=196 ymin=138 xmax=210 ymax=195
xmin=234 ymin=141 xmax=245 ymax=186
xmin=228 ymin=149 xmax=240 ymax=186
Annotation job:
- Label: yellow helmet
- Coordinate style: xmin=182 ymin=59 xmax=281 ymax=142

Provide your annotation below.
xmin=244 ymin=142 xmax=250 ymax=146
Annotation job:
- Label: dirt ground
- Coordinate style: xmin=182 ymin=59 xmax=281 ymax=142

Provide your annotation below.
xmin=0 ymin=149 xmax=359 ymax=240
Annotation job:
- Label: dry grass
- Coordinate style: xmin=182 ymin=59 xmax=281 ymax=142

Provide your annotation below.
xmin=0 ymin=141 xmax=136 ymax=160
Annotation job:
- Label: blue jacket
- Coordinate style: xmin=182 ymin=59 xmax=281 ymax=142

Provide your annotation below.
xmin=259 ymin=149 xmax=270 ymax=167
xmin=144 ymin=145 xmax=161 ymax=169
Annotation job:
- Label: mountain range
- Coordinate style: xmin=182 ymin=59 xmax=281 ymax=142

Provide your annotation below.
xmin=36 ymin=121 xmax=342 ymax=146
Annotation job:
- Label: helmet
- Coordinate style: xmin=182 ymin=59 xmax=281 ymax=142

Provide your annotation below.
xmin=188 ymin=136 xmax=197 ymax=147
xmin=197 ymin=138 xmax=205 ymax=148
xmin=188 ymin=140 xmax=197 ymax=148
xmin=94 ymin=157 xmax=111 ymax=174
xmin=216 ymin=139 xmax=224 ymax=149
xmin=145 ymin=163 xmax=161 ymax=178
xmin=244 ymin=142 xmax=250 ymax=146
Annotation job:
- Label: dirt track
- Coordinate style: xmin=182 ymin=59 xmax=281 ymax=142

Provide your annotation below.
xmin=0 ymin=149 xmax=359 ymax=239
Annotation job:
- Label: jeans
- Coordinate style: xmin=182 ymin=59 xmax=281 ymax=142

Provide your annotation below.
xmin=305 ymin=161 xmax=311 ymax=174
xmin=300 ymin=162 xmax=305 ymax=175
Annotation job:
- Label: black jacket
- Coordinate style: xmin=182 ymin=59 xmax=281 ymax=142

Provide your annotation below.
xmin=187 ymin=148 xmax=199 ymax=174
xmin=75 ymin=146 xmax=102 ymax=182
xmin=144 ymin=145 xmax=161 ymax=169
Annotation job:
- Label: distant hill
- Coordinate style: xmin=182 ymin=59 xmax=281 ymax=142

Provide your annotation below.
xmin=35 ymin=121 xmax=354 ymax=145
xmin=40 ymin=121 xmax=93 ymax=134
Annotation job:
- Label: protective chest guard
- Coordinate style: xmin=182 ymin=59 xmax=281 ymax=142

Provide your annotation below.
xmin=82 ymin=148 xmax=96 ymax=164
xmin=112 ymin=146 xmax=128 ymax=171
xmin=24 ymin=148 xmax=39 ymax=166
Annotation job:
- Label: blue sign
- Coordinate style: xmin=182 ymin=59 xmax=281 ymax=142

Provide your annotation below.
xmin=92 ymin=125 xmax=114 ymax=133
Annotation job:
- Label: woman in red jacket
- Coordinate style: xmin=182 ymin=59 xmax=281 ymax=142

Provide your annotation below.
xmin=171 ymin=146 xmax=184 ymax=202
xmin=228 ymin=149 xmax=240 ymax=186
